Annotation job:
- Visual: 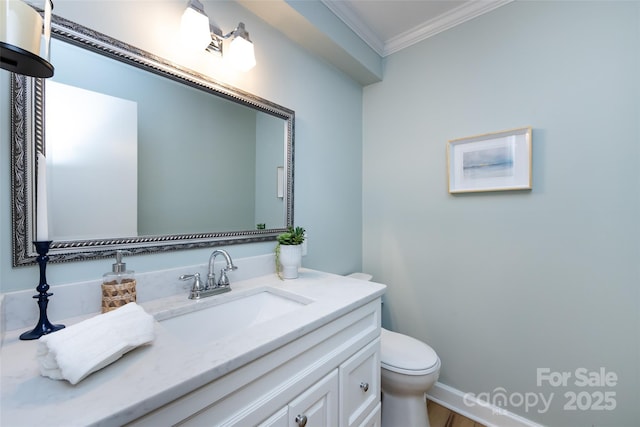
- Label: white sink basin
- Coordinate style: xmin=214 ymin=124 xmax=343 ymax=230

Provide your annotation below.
xmin=159 ymin=288 xmax=311 ymax=344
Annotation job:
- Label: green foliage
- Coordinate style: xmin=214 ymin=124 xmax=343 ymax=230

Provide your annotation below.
xmin=275 ymin=226 xmax=305 ymax=280
xmin=276 ymin=226 xmax=306 ymax=245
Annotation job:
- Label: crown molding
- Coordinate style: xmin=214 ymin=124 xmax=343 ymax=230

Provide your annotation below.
xmin=323 ymin=0 xmax=513 ymax=58
xmin=321 ymin=0 xmax=386 ymax=56
xmin=384 ymin=0 xmax=513 ymax=56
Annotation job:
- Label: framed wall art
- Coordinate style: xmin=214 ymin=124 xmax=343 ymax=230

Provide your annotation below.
xmin=447 ymin=127 xmax=532 ymax=194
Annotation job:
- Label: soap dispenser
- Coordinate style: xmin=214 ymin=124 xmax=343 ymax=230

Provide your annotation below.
xmin=102 ymin=250 xmax=136 ymax=313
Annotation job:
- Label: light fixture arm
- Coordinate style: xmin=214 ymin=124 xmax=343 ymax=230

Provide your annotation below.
xmin=206 ymin=22 xmax=251 ymax=56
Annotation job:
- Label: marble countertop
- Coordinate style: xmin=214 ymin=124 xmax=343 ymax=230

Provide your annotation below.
xmin=0 ymin=269 xmax=385 ymax=427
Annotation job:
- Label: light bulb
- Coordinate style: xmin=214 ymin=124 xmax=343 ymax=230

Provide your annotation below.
xmin=227 ymin=36 xmax=255 ymax=72
xmin=180 ymin=4 xmax=211 ymax=51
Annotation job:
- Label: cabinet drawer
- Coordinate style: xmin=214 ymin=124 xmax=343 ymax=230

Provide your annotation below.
xmin=339 ymin=338 xmax=380 ymax=427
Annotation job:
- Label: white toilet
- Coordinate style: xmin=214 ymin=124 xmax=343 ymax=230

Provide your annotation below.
xmin=347 ymin=273 xmax=441 ymax=427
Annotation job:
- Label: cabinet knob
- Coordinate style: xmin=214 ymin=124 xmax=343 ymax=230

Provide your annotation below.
xmin=295 ymin=414 xmax=308 ymax=427
xmin=360 ymin=381 xmax=370 ymax=392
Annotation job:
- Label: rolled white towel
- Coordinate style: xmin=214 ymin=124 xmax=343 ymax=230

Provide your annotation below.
xmin=36 ymin=302 xmax=155 ymax=385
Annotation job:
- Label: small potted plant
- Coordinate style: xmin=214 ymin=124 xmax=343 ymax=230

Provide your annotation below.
xmin=275 ymin=226 xmax=305 ymax=279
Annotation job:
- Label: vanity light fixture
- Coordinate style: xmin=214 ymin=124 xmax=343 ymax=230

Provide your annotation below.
xmin=207 ymin=22 xmax=256 ymax=72
xmin=0 ymin=0 xmax=54 ymax=77
xmin=180 ymin=0 xmax=256 ymax=72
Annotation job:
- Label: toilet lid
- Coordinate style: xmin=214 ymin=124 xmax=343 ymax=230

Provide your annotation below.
xmin=380 ymin=328 xmax=440 ymax=375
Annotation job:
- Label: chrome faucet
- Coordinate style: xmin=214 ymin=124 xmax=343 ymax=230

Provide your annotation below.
xmin=207 ymin=249 xmax=238 ymax=290
xmin=178 ymin=249 xmax=238 ymax=300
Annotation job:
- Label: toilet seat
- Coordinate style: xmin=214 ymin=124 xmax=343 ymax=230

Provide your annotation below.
xmin=381 ymin=328 xmax=440 ymax=376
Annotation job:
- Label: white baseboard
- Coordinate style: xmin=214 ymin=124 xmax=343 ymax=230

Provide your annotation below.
xmin=427 ymin=382 xmax=545 ymax=427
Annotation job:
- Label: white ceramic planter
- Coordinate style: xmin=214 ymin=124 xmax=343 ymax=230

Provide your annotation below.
xmin=279 ymin=245 xmax=302 ymax=279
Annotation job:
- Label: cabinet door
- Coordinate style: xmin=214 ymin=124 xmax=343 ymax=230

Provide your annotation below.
xmin=339 ymin=338 xmax=381 ymax=427
xmin=288 ymin=370 xmax=338 ymax=427
xmin=359 ymin=402 xmax=381 ymax=427
xmin=258 ymin=407 xmax=288 ymax=427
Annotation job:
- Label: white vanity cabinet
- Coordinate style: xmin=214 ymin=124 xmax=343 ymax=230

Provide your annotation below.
xmin=128 ymin=298 xmax=381 ymax=427
xmin=262 ymin=338 xmax=381 ymax=427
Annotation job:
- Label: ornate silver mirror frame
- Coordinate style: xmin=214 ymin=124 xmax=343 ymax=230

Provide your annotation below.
xmin=11 ymin=14 xmax=294 ymax=266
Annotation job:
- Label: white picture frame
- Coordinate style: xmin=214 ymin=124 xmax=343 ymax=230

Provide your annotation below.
xmin=447 ymin=127 xmax=532 ymax=193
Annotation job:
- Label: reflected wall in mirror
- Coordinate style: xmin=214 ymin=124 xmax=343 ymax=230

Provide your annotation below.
xmin=11 ymin=14 xmax=294 ymax=266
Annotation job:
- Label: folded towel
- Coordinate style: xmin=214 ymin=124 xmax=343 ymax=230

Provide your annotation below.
xmin=36 ymin=302 xmax=155 ymax=385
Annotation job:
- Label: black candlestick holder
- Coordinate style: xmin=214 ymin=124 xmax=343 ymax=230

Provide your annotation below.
xmin=19 ymin=241 xmax=65 ymax=340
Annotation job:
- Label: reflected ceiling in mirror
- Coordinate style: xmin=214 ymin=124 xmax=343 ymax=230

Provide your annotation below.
xmin=11 ymin=14 xmax=294 ymax=266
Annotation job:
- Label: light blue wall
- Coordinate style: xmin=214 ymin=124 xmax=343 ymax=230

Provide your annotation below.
xmin=363 ymin=1 xmax=639 ymax=425
xmin=0 ymin=0 xmax=363 ymax=293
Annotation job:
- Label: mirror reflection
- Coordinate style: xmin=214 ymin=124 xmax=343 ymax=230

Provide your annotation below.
xmin=11 ymin=15 xmax=294 ymax=265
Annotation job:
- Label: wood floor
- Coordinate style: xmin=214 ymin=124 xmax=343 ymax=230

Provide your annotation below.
xmin=427 ymin=400 xmax=487 ymax=427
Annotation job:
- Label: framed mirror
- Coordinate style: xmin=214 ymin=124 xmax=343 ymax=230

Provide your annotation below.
xmin=11 ymin=14 xmax=294 ymax=266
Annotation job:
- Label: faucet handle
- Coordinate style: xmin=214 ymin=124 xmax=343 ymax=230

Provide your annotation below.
xmin=179 ymin=273 xmax=205 ymax=298
xmin=218 ymin=268 xmax=233 ymax=287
